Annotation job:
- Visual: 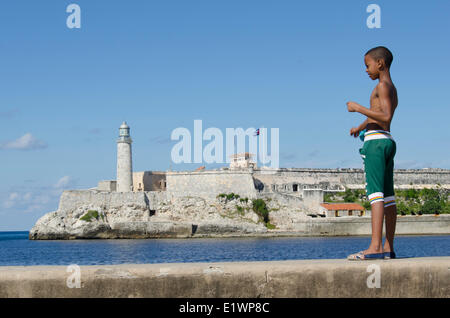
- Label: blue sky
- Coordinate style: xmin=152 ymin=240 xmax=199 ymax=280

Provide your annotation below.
xmin=1 ymin=0 xmax=449 ymax=230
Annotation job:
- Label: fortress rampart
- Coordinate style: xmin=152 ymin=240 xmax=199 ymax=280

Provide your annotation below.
xmin=252 ymin=168 xmax=450 ymax=193
xmin=166 ymin=170 xmax=258 ymax=199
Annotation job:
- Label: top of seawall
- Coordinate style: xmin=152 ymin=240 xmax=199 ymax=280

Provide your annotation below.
xmin=0 ymin=257 xmax=448 ymax=298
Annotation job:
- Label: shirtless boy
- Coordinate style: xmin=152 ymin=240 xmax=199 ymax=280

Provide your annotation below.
xmin=346 ymin=46 xmax=398 ymax=260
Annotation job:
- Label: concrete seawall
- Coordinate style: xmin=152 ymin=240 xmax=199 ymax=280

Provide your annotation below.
xmin=286 ymin=214 xmax=450 ymax=236
xmin=0 ymin=257 xmax=448 ymax=297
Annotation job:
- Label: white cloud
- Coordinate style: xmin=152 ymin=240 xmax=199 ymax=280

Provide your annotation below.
xmin=54 ymin=176 xmax=77 ymax=189
xmin=0 ymin=133 xmax=47 ymax=150
xmin=23 ymin=192 xmax=32 ymax=201
xmin=3 ymin=192 xmax=20 ymax=208
xmin=2 ymin=176 xmax=78 ymax=213
xmin=9 ymin=192 xmax=19 ymax=200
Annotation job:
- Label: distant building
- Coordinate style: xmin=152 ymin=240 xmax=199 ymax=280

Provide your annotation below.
xmin=320 ymin=203 xmax=366 ymax=217
xmin=133 ymin=171 xmax=166 ymax=192
xmin=229 ymin=152 xmax=257 ymax=170
xmin=97 ymin=180 xmax=117 ymax=192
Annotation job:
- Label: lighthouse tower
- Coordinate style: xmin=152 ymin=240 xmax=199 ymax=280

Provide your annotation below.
xmin=116 ymin=121 xmax=133 ymax=192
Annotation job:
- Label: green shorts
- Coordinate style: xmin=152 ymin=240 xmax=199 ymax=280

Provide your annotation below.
xmin=359 ymin=130 xmax=397 ymax=207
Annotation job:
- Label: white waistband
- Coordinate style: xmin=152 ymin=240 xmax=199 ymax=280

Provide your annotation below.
xmin=364 ymin=130 xmax=394 ymax=142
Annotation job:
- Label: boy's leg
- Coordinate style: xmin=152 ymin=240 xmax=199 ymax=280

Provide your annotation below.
xmin=383 ymin=141 xmax=397 ymax=253
xmin=369 ymin=201 xmax=384 ymax=253
xmin=384 ymin=204 xmax=397 ymax=252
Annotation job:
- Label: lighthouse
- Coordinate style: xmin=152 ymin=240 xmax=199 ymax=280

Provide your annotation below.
xmin=116 ymin=121 xmax=133 ymax=192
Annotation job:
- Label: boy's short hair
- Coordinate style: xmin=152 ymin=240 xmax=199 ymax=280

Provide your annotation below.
xmin=365 ymin=46 xmax=393 ymax=68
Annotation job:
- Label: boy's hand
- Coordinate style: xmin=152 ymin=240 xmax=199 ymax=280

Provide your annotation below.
xmin=350 ymin=127 xmax=360 ymax=138
xmin=347 ymin=101 xmax=359 ymax=112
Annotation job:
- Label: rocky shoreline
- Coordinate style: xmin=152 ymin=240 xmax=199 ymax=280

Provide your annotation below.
xmin=29 ymin=190 xmax=283 ymax=240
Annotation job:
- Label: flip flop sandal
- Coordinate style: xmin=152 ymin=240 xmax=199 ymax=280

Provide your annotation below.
xmin=383 ymin=251 xmax=396 ymax=259
xmin=347 ymin=251 xmax=365 ymax=260
xmin=347 ymin=251 xmax=385 ymax=261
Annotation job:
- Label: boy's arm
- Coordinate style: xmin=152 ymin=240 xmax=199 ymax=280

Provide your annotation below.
xmin=357 ymin=118 xmax=368 ymax=130
xmin=350 ymin=119 xmax=368 ymax=137
xmin=347 ymin=83 xmax=393 ymax=123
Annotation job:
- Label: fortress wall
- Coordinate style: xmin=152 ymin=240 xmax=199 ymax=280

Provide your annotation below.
xmin=261 ymin=192 xmax=304 ymax=206
xmin=290 ymin=214 xmax=450 ymax=236
xmin=166 ymin=170 xmax=257 ymax=200
xmin=260 ymin=190 xmax=323 ymax=214
xmin=393 ymin=169 xmax=450 ymax=189
xmin=253 ymin=168 xmax=450 ymax=191
xmin=253 ymin=169 xmax=363 ymax=191
xmin=58 ymin=190 xmax=149 ymax=213
xmin=145 ymin=191 xmax=168 ymax=211
xmin=302 ymin=189 xmax=324 ymax=213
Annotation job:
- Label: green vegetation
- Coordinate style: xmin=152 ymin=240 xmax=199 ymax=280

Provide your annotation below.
xmin=227 ymin=193 xmax=239 ymax=200
xmin=80 ymin=210 xmax=99 ymax=222
xmin=421 ymin=200 xmax=441 ymax=215
xmin=266 ymin=222 xmax=276 ymax=230
xmin=362 ymin=201 xmax=371 ymax=210
xmin=325 ymin=186 xmax=449 ymax=215
xmin=252 ymin=199 xmax=270 ymax=225
xmin=343 ymin=189 xmax=356 ymax=202
xmin=324 ymin=189 xmax=369 ymax=210
xmin=217 ymin=193 xmax=252 ymax=218
xmin=218 ymin=196 xmax=275 ymax=228
xmin=217 ymin=193 xmax=242 ymax=202
xmin=323 ymin=193 xmax=334 ymax=202
xmin=395 ymin=186 xmax=448 ymax=215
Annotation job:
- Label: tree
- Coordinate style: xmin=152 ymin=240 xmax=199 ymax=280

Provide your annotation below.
xmin=419 ymin=189 xmax=439 ymax=202
xmin=396 ymin=201 xmax=409 ymax=215
xmin=343 ymin=189 xmax=356 ymax=203
xmin=405 ymin=189 xmax=419 ymax=200
xmin=421 ymin=200 xmax=442 ymax=215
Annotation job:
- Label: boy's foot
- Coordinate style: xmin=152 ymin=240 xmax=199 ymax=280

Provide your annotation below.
xmin=383 ymin=251 xmax=396 ymax=259
xmin=347 ymin=250 xmax=385 ymax=260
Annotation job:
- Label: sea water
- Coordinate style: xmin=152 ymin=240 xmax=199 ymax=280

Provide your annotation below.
xmin=0 ymin=231 xmax=449 ymax=266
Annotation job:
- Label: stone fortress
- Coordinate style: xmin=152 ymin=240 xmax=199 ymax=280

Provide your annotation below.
xmin=29 ymin=122 xmax=450 ymax=239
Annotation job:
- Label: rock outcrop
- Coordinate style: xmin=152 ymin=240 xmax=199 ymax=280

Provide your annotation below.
xmin=29 ymin=190 xmax=304 ymax=240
